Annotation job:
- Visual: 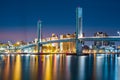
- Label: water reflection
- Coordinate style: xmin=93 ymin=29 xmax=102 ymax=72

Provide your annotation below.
xmin=78 ymin=56 xmax=85 ymax=80
xmin=0 ymin=54 xmax=120 ymax=80
xmin=115 ymin=54 xmax=118 ymax=80
xmin=66 ymin=56 xmax=71 ymax=80
xmin=104 ymin=54 xmax=108 ymax=80
xmin=3 ymin=55 xmax=10 ymax=80
xmin=44 ymin=55 xmax=52 ymax=80
xmin=13 ymin=55 xmax=21 ymax=80
xmin=117 ymin=55 xmax=120 ymax=80
xmin=53 ymin=55 xmax=59 ymax=80
xmin=96 ymin=54 xmax=104 ymax=80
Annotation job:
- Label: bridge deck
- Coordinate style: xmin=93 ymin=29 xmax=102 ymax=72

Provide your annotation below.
xmin=21 ymin=36 xmax=120 ymax=49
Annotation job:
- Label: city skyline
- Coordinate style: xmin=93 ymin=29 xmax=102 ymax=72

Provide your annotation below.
xmin=0 ymin=0 xmax=120 ymax=42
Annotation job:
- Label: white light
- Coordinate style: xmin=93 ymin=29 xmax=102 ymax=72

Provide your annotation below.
xmin=31 ymin=55 xmax=35 ymax=57
xmin=117 ymin=56 xmax=120 ymax=59
xmin=21 ymin=54 xmax=24 ymax=56
xmin=45 ymin=55 xmax=50 ymax=58
xmin=80 ymin=56 xmax=87 ymax=58
xmin=26 ymin=54 xmax=30 ymax=56
xmin=11 ymin=54 xmax=14 ymax=56
xmin=52 ymin=43 xmax=55 ymax=46
xmin=56 ymin=54 xmax=60 ymax=59
xmin=117 ymin=31 xmax=120 ymax=36
xmin=0 ymin=55 xmax=4 ymax=57
xmin=96 ymin=54 xmax=104 ymax=58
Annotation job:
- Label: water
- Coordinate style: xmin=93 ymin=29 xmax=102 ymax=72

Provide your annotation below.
xmin=0 ymin=54 xmax=120 ymax=80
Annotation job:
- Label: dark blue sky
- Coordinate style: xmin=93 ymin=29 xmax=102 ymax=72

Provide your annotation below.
xmin=0 ymin=0 xmax=120 ymax=42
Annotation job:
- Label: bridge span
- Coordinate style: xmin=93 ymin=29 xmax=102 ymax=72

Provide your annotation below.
xmin=20 ymin=36 xmax=120 ymax=50
xmin=39 ymin=36 xmax=120 ymax=44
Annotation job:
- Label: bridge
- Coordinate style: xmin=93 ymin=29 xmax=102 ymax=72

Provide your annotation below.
xmin=20 ymin=36 xmax=120 ymax=49
xmin=19 ymin=7 xmax=120 ymax=54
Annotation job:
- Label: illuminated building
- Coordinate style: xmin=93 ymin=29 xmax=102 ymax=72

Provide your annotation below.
xmin=60 ymin=33 xmax=76 ymax=53
xmin=93 ymin=32 xmax=115 ymax=53
xmin=94 ymin=32 xmax=109 ymax=46
xmin=50 ymin=33 xmax=59 ymax=52
xmin=34 ymin=38 xmax=38 ymax=44
xmin=39 ymin=33 xmax=59 ymax=53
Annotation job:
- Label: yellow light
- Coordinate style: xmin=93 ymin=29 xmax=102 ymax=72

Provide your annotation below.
xmin=34 ymin=50 xmax=37 ymax=53
xmin=17 ymin=50 xmax=21 ymax=53
xmin=16 ymin=42 xmax=20 ymax=45
xmin=13 ymin=55 xmax=21 ymax=80
xmin=5 ymin=50 xmax=9 ymax=53
xmin=44 ymin=56 xmax=52 ymax=80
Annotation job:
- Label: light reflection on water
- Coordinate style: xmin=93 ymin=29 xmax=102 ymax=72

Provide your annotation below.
xmin=0 ymin=54 xmax=120 ymax=80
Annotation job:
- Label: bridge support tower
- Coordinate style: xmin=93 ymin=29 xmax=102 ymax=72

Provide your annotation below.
xmin=37 ymin=20 xmax=42 ymax=53
xmin=76 ymin=7 xmax=83 ymax=55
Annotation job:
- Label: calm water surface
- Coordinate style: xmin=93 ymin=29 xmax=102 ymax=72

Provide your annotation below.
xmin=0 ymin=54 xmax=120 ymax=80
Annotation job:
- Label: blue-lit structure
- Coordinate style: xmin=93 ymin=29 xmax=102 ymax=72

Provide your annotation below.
xmin=76 ymin=7 xmax=83 ymax=54
xmin=37 ymin=20 xmax=42 ymax=53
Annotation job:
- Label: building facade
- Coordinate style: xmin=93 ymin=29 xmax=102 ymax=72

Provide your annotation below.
xmin=60 ymin=33 xmax=76 ymax=53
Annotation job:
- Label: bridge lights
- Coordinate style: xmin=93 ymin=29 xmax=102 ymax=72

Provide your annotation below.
xmin=117 ymin=31 xmax=120 ymax=36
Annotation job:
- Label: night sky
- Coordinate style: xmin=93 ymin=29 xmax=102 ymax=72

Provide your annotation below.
xmin=0 ymin=0 xmax=120 ymax=43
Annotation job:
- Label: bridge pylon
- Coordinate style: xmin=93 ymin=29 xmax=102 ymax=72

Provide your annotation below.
xmin=76 ymin=7 xmax=83 ymax=55
xmin=37 ymin=20 xmax=42 ymax=53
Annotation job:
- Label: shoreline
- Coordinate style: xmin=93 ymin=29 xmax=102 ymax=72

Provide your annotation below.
xmin=0 ymin=53 xmax=120 ymax=56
